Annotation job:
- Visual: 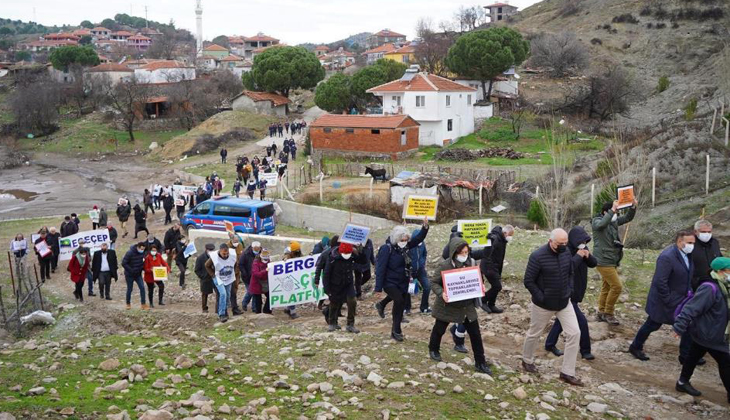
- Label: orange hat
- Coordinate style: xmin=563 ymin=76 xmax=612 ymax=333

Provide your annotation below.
xmin=289 ymin=241 xmax=301 ymax=252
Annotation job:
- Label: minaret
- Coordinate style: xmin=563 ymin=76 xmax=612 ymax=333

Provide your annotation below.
xmin=195 ymin=0 xmax=203 ymax=57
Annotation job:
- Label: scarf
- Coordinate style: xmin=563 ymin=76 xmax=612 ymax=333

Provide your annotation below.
xmin=75 ymin=252 xmax=86 ymax=266
xmin=711 ymin=271 xmax=730 ymax=341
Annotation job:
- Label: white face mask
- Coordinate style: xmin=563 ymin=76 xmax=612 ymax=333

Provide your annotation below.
xmin=698 ymin=233 xmax=712 ymax=243
xmin=726 ymin=273 xmax=730 ymax=281
xmin=150 ymin=251 xmax=157 ymax=256
xmin=681 ymin=244 xmax=694 ymax=254
xmin=341 ymin=253 xmax=352 ymax=260
xmin=456 ymin=255 xmax=468 ymax=263
xmin=611 ymin=213 xmax=618 ymax=222
xmin=505 ymin=236 xmax=513 ymax=243
xmin=397 ymin=241 xmax=407 ymax=248
xmin=578 ymin=244 xmax=587 ymax=250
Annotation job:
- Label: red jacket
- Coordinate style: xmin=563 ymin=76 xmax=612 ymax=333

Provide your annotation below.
xmin=143 ymin=253 xmax=169 ymax=284
xmin=67 ymin=255 xmax=89 ymax=283
xmin=249 ymin=259 xmax=269 ymax=294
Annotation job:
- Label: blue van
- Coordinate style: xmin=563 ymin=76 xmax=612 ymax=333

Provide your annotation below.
xmin=181 ymin=197 xmax=276 ymax=235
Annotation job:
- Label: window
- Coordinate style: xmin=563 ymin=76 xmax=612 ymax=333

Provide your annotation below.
xmin=416 ymin=95 xmax=426 ymax=107
xmin=498 ymin=7 xmax=502 ymax=13
xmin=447 ymin=119 xmax=453 ymax=132
xmin=323 ymin=127 xmax=332 ymax=133
xmin=345 ymin=128 xmax=355 ymax=134
xmin=192 ymin=202 xmax=211 ymax=215
xmin=467 ymin=94 xmax=472 ymax=105
xmin=371 ymin=129 xmax=380 ymax=134
xmin=213 ymin=205 xmax=251 ymax=218
xmin=256 ymin=204 xmax=275 ymax=219
xmin=400 ymin=130 xmax=407 ymax=146
xmin=446 ymin=95 xmax=451 ymax=107
xmin=498 ymin=15 xmax=503 ymax=21
xmin=392 ymin=95 xmax=401 ymax=106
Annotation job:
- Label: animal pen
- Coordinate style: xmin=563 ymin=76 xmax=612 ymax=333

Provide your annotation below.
xmin=2 ymin=252 xmax=48 ymax=336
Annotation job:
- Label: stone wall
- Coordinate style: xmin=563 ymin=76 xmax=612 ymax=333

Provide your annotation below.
xmin=274 ymin=199 xmax=394 ymax=234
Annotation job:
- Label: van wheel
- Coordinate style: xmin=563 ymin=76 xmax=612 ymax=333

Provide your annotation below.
xmin=185 ymin=224 xmax=196 ymax=236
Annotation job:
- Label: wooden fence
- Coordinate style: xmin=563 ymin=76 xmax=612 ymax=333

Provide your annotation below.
xmin=2 ymin=252 xmax=47 ymax=336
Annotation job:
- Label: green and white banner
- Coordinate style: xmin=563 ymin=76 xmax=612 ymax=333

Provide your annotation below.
xmin=268 ymin=253 xmax=327 ymax=308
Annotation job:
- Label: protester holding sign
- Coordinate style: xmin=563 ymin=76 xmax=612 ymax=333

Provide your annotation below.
xmin=205 ymin=243 xmax=237 ymax=322
xmin=323 ymin=242 xmax=367 ymax=333
xmin=68 ymin=247 xmax=90 ymax=302
xmin=34 ymin=228 xmax=53 ymax=282
xmin=249 ymin=249 xmax=272 ymax=314
xmin=175 ymin=237 xmax=191 ymax=289
xmin=46 ymin=227 xmax=61 ymax=272
xmin=143 ymin=245 xmax=169 ymax=308
xmin=226 ymin=232 xmax=245 ymax=316
xmin=10 ymin=234 xmax=28 ymax=259
xmin=176 ymin=196 xmax=188 ymax=221
xmin=522 ymin=229 xmax=583 ymax=386
xmin=428 ymin=237 xmax=491 ymax=375
xmin=89 ymin=206 xmax=100 ymax=230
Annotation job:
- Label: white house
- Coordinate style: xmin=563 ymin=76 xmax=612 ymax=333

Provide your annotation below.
xmin=85 ymin=63 xmax=134 ymax=85
xmin=134 ymin=60 xmax=196 ymax=84
xmin=367 ymin=67 xmax=476 ymax=147
xmin=454 ymin=67 xmax=519 ymax=102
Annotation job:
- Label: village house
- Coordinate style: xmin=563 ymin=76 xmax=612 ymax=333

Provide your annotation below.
xmin=127 ymin=34 xmax=152 ymax=51
xmin=310 ymin=114 xmax=420 ymax=160
xmin=85 ymin=62 xmax=134 ymax=84
xmin=366 ymin=29 xmax=407 ymax=49
xmin=203 ymin=44 xmax=229 ymax=60
xmin=22 ymin=39 xmax=78 ymax=52
xmin=139 ymin=27 xmax=163 ymax=37
xmin=314 ymin=45 xmax=329 ymax=57
xmin=90 ymin=27 xmax=111 ymax=38
xmin=320 ymin=47 xmax=356 ymax=70
xmin=110 ymin=30 xmax=133 ymax=42
xmin=43 ymin=32 xmax=81 ymax=42
xmin=242 ymin=33 xmax=279 ymax=60
xmin=228 ymin=36 xmax=246 ymax=56
xmin=367 ymin=65 xmax=476 ymax=147
xmin=484 ymin=2 xmax=519 ymax=22
xmin=133 ymin=60 xmax=196 ymax=84
xmin=362 ymin=43 xmax=397 ymax=65
xmin=231 ymin=90 xmax=290 ymax=116
xmin=71 ymin=28 xmax=92 ymax=37
xmin=384 ymin=44 xmax=416 ymax=64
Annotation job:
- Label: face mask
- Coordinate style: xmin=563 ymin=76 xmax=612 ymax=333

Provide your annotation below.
xmin=555 ymin=244 xmax=567 ymax=254
xmin=138 ymin=249 xmax=145 ymax=254
xmin=681 ymin=244 xmax=694 ymax=254
xmin=456 ymin=255 xmax=468 ymax=263
xmin=611 ymin=213 xmax=618 ymax=222
xmin=151 ymin=251 xmax=157 ymax=256
xmin=698 ymin=233 xmax=712 ymax=243
xmin=397 ymin=241 xmax=407 ymax=248
xmin=341 ymin=253 xmax=352 ymax=260
xmin=578 ymin=244 xmax=587 ymax=250
xmin=504 ymin=236 xmax=513 ymax=243
xmin=262 ymin=258 xmax=269 ymax=262
xmin=253 ymin=249 xmax=260 ymax=255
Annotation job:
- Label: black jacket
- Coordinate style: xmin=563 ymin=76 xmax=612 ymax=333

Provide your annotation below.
xmin=60 ymin=220 xmax=78 ymax=237
xmin=163 ymin=195 xmax=174 ymax=211
xmin=691 ymin=236 xmax=722 ymax=290
xmin=175 ymin=241 xmax=189 ymax=266
xmin=133 ymin=205 xmax=146 ymax=224
xmin=354 ymin=239 xmax=375 ymax=272
xmin=116 ymin=203 xmax=131 ymax=222
xmin=238 ymin=246 xmax=257 ymax=286
xmin=673 ymin=280 xmax=729 ymax=353
xmin=98 ymin=209 xmax=108 ymax=227
xmin=108 ymin=227 xmax=118 ymax=244
xmin=523 ymin=243 xmax=574 ymax=311
xmin=442 ymin=228 xmax=493 ymax=261
xmin=323 ymin=247 xmax=367 ymax=299
xmin=144 ymin=238 xmax=163 ymax=255
xmin=92 ymin=249 xmax=118 ymax=281
xmin=121 ymin=245 xmax=145 ymax=277
xmin=46 ymin=232 xmax=61 ymax=253
xmin=164 ymin=227 xmax=181 ymax=251
xmin=567 ymin=227 xmax=598 ymax=303
xmin=480 ymin=226 xmax=508 ymax=275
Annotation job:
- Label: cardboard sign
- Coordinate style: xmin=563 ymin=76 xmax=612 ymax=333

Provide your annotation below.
xmin=11 ymin=240 xmax=27 ymax=252
xmin=89 ymin=210 xmax=99 ymax=222
xmin=153 ymin=266 xmax=168 ymax=281
xmin=174 ymin=199 xmax=185 ymax=207
xmin=403 ymin=194 xmax=439 ymax=221
xmin=340 ymin=224 xmax=370 ymax=245
xmin=441 ymin=266 xmax=484 ymax=303
xmin=34 ymin=240 xmax=52 ymax=257
xmin=31 ymin=234 xmax=40 ymax=244
xmin=118 ymin=198 xmax=128 ymax=206
xmin=182 ymin=243 xmax=197 ymax=258
xmin=268 ymin=254 xmax=326 ymax=308
xmin=260 ymin=172 xmax=278 ymax=187
xmin=617 ymin=184 xmax=635 ymax=209
xmin=172 ymin=185 xmax=198 ymax=199
xmin=457 ymin=219 xmax=493 ymax=248
xmin=224 ymin=220 xmax=235 ymax=235
xmin=58 ymin=229 xmax=111 ymax=261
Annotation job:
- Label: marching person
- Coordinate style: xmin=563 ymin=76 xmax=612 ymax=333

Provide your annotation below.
xmin=60 ymin=215 xmax=78 ymax=237
xmin=162 ymin=193 xmax=175 ymax=225
xmin=153 ymin=183 xmax=163 ymax=210
xmin=164 ymin=223 xmax=182 ymax=267
xmin=34 ymin=228 xmax=53 ymax=282
xmin=545 ymin=226 xmax=597 ymax=361
xmin=91 ymin=205 xmax=100 ymax=229
xmin=374 ymin=218 xmax=429 ymax=342
xmin=195 ymin=243 xmax=218 ymax=313
xmin=233 ymin=179 xmax=242 ymax=198
xmin=47 ymin=227 xmax=61 ymax=273
xmin=68 ymin=247 xmax=90 ymax=302
xmin=480 ymin=224 xmax=514 ymax=313
xmin=98 ymin=207 xmax=108 ymax=228
xmin=122 ymin=242 xmax=148 ymax=309
xmin=10 ymin=233 xmax=28 ymax=260
xmin=313 ymin=237 xmax=330 ymax=255
xmin=143 ymin=244 xmax=169 ymax=308
xmin=92 ymin=242 xmax=118 ymax=300
xmin=428 ymin=236 xmax=492 ymax=374
xmin=673 ymin=257 xmax=730 ymax=401
xmin=593 ymin=198 xmax=637 ymax=326
xmin=143 ymin=189 xmax=155 ymax=215
xmin=354 ymin=238 xmax=375 ymax=300
xmin=239 ymin=241 xmax=262 ymax=311
xmin=107 ymin=222 xmax=118 ymax=250
xmin=522 ymin=229 xmax=583 ymax=386
xmin=408 ymin=229 xmax=431 ymax=313
xmin=175 ymin=236 xmax=190 ymax=289
xmin=133 ymin=203 xmax=149 ymax=239
xmin=323 ymin=242 xmax=366 ymax=333
xmin=692 ymin=220 xmax=723 ymax=291
xmin=226 ymin=232 xmax=245 ymax=316
xmin=220 ymin=147 xmax=228 ymax=164
xmin=246 ymin=178 xmax=256 ymax=199
xmin=206 ymin=243 xmax=237 ymax=322
xmin=144 ymin=234 xmax=163 ymax=256
xmin=250 ymin=249 xmax=272 ymax=314
xmin=176 ymin=195 xmax=188 ymax=220
xmin=116 ymin=197 xmax=131 ymax=238
xmin=629 ymin=230 xmax=696 ymax=363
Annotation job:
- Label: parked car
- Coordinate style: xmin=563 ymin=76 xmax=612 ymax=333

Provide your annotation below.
xmin=181 ymin=197 xmax=276 ymax=235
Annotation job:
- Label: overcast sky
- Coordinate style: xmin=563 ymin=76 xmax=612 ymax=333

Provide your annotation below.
xmin=4 ymin=0 xmax=541 ymax=44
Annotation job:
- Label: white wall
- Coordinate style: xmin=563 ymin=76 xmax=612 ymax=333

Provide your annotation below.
xmin=134 ymin=67 xmax=196 ymax=84
xmin=455 ymin=79 xmax=518 ymax=102
xmin=474 ymin=104 xmax=494 ymax=120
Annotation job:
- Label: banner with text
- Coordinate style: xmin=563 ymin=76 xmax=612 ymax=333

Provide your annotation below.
xmin=259 ymin=172 xmax=278 ymax=187
xmin=403 ymin=194 xmax=439 ymax=221
xmin=59 ymin=229 xmax=111 ymax=261
xmin=457 ymin=219 xmax=493 ymax=248
xmin=268 ymin=254 xmax=326 ymax=308
xmin=340 ymin=224 xmax=370 ymax=245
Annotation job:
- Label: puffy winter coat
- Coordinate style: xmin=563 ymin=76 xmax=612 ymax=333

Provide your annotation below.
xmin=567 ymin=227 xmax=597 ymax=303
xmin=68 ymin=255 xmax=90 ymax=283
xmin=116 ymin=203 xmax=131 ymax=222
xmin=523 ymin=243 xmax=574 ymax=311
xmin=121 ymin=245 xmax=145 ymax=277
xmin=673 ymin=279 xmax=729 ymax=353
xmin=143 ymin=253 xmax=169 ymax=284
xmin=323 ymin=248 xmax=367 ymax=300
xmin=431 ymin=237 xmax=482 ymax=324
xmin=374 ymin=226 xmax=428 ymax=293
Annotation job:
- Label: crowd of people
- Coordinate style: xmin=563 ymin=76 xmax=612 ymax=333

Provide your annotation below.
xmin=12 ymin=195 xmax=730 ymax=401
xmin=268 ymin=120 xmax=306 ymax=138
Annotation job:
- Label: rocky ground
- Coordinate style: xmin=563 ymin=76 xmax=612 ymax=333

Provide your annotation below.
xmin=1 ymin=222 xmax=729 ymax=420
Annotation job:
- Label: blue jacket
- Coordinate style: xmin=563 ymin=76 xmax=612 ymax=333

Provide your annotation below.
xmin=375 ymin=227 xmax=428 ymax=293
xmin=673 ymin=280 xmax=729 ymax=353
xmin=121 ymin=244 xmax=145 ymax=277
xmin=354 ymin=239 xmax=375 ymax=272
xmin=408 ymin=235 xmax=427 ymax=274
xmin=645 ymin=245 xmax=693 ymax=325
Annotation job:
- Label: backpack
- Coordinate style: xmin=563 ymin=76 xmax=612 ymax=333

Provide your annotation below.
xmin=674 ymin=282 xmax=718 ymax=320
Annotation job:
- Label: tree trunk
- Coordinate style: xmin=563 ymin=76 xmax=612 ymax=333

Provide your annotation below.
xmin=480 ymin=80 xmax=488 ymax=102
xmin=487 ymin=79 xmax=494 ymax=99
xmin=127 ymin=120 xmax=135 ymax=142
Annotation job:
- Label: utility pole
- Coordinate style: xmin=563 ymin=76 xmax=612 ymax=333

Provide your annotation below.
xmin=145 ymin=6 xmax=148 ymax=27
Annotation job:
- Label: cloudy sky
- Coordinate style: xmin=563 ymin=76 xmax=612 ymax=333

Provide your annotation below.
xmin=4 ymin=0 xmax=541 ymax=44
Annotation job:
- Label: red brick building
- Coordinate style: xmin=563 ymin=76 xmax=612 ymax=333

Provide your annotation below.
xmin=310 ymin=114 xmax=420 ymax=160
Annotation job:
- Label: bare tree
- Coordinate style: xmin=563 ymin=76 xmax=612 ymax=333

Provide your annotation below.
xmin=541 ymin=123 xmax=572 ymax=229
xmin=10 ymin=76 xmax=61 ymax=135
xmin=104 ymin=75 xmax=152 ymax=141
xmin=147 ymin=28 xmax=179 ymax=60
xmin=85 ymin=73 xmax=113 ymax=111
xmin=454 ymin=6 xmax=488 ymax=33
xmin=561 ymin=65 xmax=636 ymax=121
xmin=414 ymin=18 xmax=456 ymax=77
xmin=529 ymin=32 xmax=589 ymax=77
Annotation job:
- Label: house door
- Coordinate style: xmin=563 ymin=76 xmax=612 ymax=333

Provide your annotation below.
xmin=400 ymin=130 xmax=406 ymax=146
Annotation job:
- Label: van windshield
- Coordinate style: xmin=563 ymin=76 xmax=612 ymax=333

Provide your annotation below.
xmin=213 ymin=205 xmax=251 ymax=218
xmin=256 ymin=204 xmax=275 ymax=219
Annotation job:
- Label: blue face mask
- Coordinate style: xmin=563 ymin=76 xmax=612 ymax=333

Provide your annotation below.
xmin=253 ymin=249 xmax=260 ymax=255
xmin=137 ymin=249 xmax=145 ymax=254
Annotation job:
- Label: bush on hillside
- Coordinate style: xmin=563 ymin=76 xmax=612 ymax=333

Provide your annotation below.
xmin=684 ymin=98 xmax=698 ymax=121
xmin=612 ymin=14 xmax=640 ymax=24
xmin=526 ymin=199 xmax=548 ymax=228
xmin=590 ymin=38 xmax=603 ymax=45
xmin=529 ymin=32 xmax=590 ymax=77
xmin=593 ymin=183 xmax=617 ymax=216
xmin=656 ymin=76 xmax=670 ymax=93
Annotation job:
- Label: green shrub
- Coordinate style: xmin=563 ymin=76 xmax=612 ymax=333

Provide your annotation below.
xmin=684 ymin=98 xmax=698 ymax=121
xmin=595 ymin=159 xmax=613 ymax=178
xmin=526 ymin=199 xmax=548 ymax=228
xmin=593 ymin=183 xmax=616 ymax=216
xmin=303 ymin=132 xmax=312 ymax=156
xmin=656 ymin=76 xmax=670 ymax=93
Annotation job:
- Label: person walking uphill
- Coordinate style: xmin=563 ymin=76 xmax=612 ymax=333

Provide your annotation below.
xmin=175 ymin=236 xmax=190 ymax=289
xmin=162 ymin=193 xmax=175 ymax=225
xmin=68 ymin=247 xmax=90 ymax=302
xmin=629 ymin=230 xmax=696 ymax=363
xmin=408 ymin=230 xmax=431 ymax=313
xmin=195 ymin=243 xmax=218 ymax=313
xmin=133 ymin=204 xmax=149 ymax=239
xmin=429 ymin=237 xmax=492 ymax=375
xmin=692 ymin=219 xmax=723 ymax=291
xmin=205 ymin=244 xmax=237 ymax=322
xmin=522 ymin=229 xmax=584 ymax=386
xmin=34 ymin=228 xmax=53 ymax=282
xmin=593 ymin=198 xmax=637 ymax=325
xmin=249 ymin=249 xmax=272 ymax=314
xmin=323 ymin=242 xmax=367 ymax=333
xmin=374 ymin=218 xmax=429 ymax=342
xmin=545 ymin=227 xmax=597 ymax=361
xmin=92 ymin=242 xmax=118 ymax=300
xmin=143 ymin=245 xmax=169 ymax=308
xmin=122 ymin=242 xmax=147 ymax=309
xmin=116 ymin=197 xmax=131 ymax=238
xmin=239 ymin=241 xmax=262 ymax=311
xmin=673 ymin=257 xmax=730 ymax=401
xmin=479 ymin=224 xmax=514 ymax=314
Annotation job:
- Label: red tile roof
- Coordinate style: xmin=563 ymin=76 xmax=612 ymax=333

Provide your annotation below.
xmin=311 ymin=114 xmax=419 ymax=129
xmin=368 ymin=73 xmax=477 ymax=93
xmin=112 ymin=31 xmax=133 ymax=36
xmin=204 ymin=44 xmax=228 ymax=51
xmin=220 ymin=54 xmax=243 ymax=62
xmin=92 ymin=27 xmax=110 ymax=32
xmin=140 ymin=60 xmax=188 ymax=70
xmin=72 ymin=29 xmax=91 ymax=36
xmin=228 ymin=36 xmax=245 ymax=44
xmin=128 ymin=35 xmax=152 ymax=41
xmin=388 ymin=45 xmax=415 ymax=54
xmin=362 ymin=43 xmax=397 ymax=55
xmin=44 ymin=33 xmax=80 ymax=41
xmin=315 ymin=45 xmax=329 ymax=51
xmin=87 ymin=63 xmax=133 ymax=72
xmin=245 ymin=34 xmax=279 ymax=42
xmin=373 ymin=29 xmax=406 ymax=38
xmin=236 ymin=90 xmax=290 ymax=107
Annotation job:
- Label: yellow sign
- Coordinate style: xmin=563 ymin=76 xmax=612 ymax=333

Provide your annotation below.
xmin=616 ymin=184 xmax=635 ymax=210
xmin=403 ymin=194 xmax=439 ymax=221
xmin=457 ymin=219 xmax=493 ymax=248
xmin=153 ymin=266 xmax=168 ymax=281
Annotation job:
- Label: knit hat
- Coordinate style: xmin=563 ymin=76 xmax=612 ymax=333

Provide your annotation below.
xmin=93 ymin=205 xmax=98 ymax=209
xmin=260 ymin=249 xmax=270 ymax=259
xmin=321 ymin=236 xmax=330 ymax=246
xmin=711 ymin=257 xmax=730 ymax=272
xmin=339 ymin=243 xmax=353 ymax=254
xmin=205 ymin=243 xmax=215 ymax=251
xmin=290 ymin=241 xmax=301 ymax=252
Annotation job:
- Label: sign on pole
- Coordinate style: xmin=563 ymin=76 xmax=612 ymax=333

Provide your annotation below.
xmin=616 ymin=184 xmax=635 ymax=209
xmin=268 ymin=254 xmax=326 ymax=308
xmin=58 ymin=229 xmax=111 ymax=261
xmin=440 ymin=266 xmax=485 ymax=303
xmin=457 ymin=219 xmax=492 ymax=248
xmin=402 ymin=194 xmax=439 ymax=221
xmin=340 ymin=224 xmax=371 ymax=245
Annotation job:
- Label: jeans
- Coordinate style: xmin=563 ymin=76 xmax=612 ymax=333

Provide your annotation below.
xmin=679 ymin=340 xmax=730 ymax=396
xmin=381 ymin=287 xmax=407 ymax=334
xmin=125 ymin=274 xmax=146 ymax=305
xmin=86 ymin=270 xmax=94 ymax=294
xmin=482 ymin=268 xmax=502 ymax=307
xmin=215 ymin=281 xmax=232 ymax=316
xmin=176 ymin=262 xmax=186 ymax=287
xmin=546 ymin=301 xmax=591 ymax=355
xmin=413 ymin=267 xmax=431 ymax=312
xmin=329 ymin=296 xmax=357 ymax=326
xmin=630 ymin=316 xmax=692 ymax=360
xmin=252 ymin=293 xmax=271 ymax=314
xmin=241 ymin=286 xmax=253 ymax=309
xmin=97 ymin=271 xmax=112 ymax=298
xmin=230 ymin=281 xmax=240 ymax=311
xmin=430 ymin=318 xmax=486 ymax=365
